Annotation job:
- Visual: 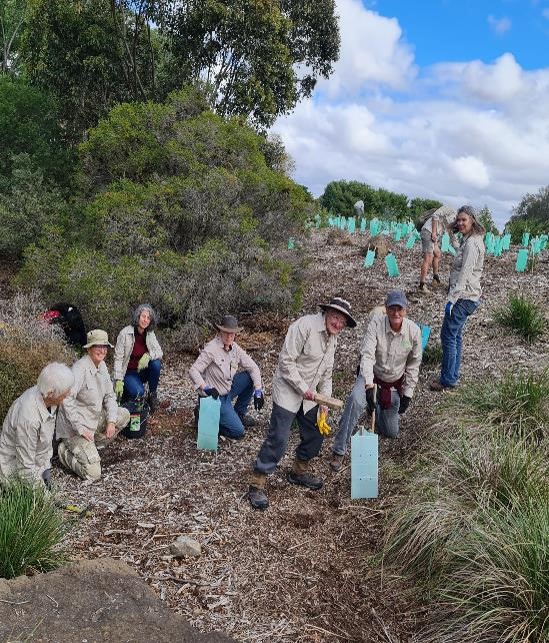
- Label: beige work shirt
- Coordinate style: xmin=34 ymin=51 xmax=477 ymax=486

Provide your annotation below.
xmin=448 ymin=233 xmax=485 ymax=304
xmin=0 ymin=386 xmax=57 ymax=482
xmin=56 ymin=355 xmax=118 ymax=439
xmin=359 ymin=315 xmax=422 ymax=398
xmin=272 ymin=312 xmax=337 ymax=414
xmin=188 ymin=335 xmax=262 ymax=396
xmin=113 ymin=325 xmax=163 ymax=381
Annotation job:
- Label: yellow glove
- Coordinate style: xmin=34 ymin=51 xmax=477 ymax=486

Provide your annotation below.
xmin=114 ymin=380 xmax=124 ymax=401
xmin=137 ymin=353 xmax=151 ymax=372
xmin=316 ymin=409 xmax=331 ymax=436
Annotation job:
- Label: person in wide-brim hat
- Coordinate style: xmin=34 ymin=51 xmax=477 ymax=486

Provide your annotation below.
xmin=189 ymin=313 xmax=264 ymax=440
xmin=83 ymin=329 xmax=114 ymax=348
xmin=319 ymin=297 xmax=357 ymax=328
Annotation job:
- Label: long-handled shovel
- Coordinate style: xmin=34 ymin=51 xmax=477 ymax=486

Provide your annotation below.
xmin=351 ymin=385 xmax=378 ymax=499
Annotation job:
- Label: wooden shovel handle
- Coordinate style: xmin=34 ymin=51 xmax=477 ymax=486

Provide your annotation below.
xmin=313 ymin=393 xmax=344 ymax=410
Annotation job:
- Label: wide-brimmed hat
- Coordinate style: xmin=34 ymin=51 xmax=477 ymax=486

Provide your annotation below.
xmin=319 ymin=297 xmax=357 ymax=328
xmin=83 ymin=329 xmax=114 ymax=348
xmin=214 ymin=315 xmax=243 ymax=333
xmin=385 ymin=290 xmax=409 ymax=309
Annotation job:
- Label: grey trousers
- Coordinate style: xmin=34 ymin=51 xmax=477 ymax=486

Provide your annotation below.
xmin=253 ymin=402 xmax=323 ymax=475
xmin=332 ymin=375 xmax=401 ymax=456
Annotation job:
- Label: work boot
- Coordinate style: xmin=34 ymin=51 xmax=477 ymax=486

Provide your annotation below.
xmin=433 ymin=273 xmax=442 ymax=284
xmin=418 ymin=282 xmax=430 ymax=293
xmin=238 ymin=413 xmax=257 ymax=428
xmin=288 ymin=458 xmax=323 ymax=490
xmin=148 ymin=391 xmax=159 ymax=414
xmin=329 ymin=453 xmax=344 ymax=472
xmin=429 ymin=380 xmax=456 ymax=392
xmin=247 ymin=486 xmax=269 ymax=510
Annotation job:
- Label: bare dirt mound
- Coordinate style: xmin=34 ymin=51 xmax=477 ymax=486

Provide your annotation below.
xmin=0 ymin=558 xmax=234 ymax=643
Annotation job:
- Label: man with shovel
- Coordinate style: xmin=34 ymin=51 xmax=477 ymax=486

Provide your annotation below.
xmin=247 ymin=297 xmax=356 ymax=510
xmin=330 ymin=290 xmax=422 ymax=471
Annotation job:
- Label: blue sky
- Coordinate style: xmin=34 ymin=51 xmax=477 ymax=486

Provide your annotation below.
xmin=272 ymin=0 xmax=549 ymax=228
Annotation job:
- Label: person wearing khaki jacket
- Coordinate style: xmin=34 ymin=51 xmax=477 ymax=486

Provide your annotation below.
xmin=0 ymin=363 xmax=74 ymax=486
xmin=113 ymin=304 xmax=163 ymax=412
xmin=189 ymin=315 xmax=263 ymax=440
xmin=247 ymin=297 xmax=357 ymax=510
xmin=56 ymin=330 xmax=130 ymax=481
xmin=330 ymin=291 xmax=422 ymax=471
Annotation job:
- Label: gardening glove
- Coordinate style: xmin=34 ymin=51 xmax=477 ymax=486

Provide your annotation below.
xmin=253 ymin=389 xmax=264 ymax=411
xmin=203 ymin=385 xmax=219 ymax=400
xmin=398 ymin=395 xmax=411 ymax=414
xmin=445 ymin=301 xmax=454 ymax=317
xmin=137 ymin=352 xmax=151 ymax=372
xmin=366 ymin=386 xmax=376 ymax=413
xmin=114 ymin=380 xmax=124 ymax=402
xmin=316 ymin=408 xmax=331 ymax=436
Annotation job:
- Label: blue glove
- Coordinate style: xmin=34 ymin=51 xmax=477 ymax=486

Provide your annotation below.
xmin=253 ymin=389 xmax=264 ymax=411
xmin=445 ymin=301 xmax=454 ymax=317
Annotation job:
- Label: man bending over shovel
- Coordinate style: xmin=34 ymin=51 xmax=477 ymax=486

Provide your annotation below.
xmin=330 ymin=290 xmax=422 ymax=471
xmin=247 ymin=297 xmax=356 ymax=510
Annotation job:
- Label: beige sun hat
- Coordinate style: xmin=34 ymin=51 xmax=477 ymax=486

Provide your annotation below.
xmin=83 ymin=329 xmax=114 ymax=348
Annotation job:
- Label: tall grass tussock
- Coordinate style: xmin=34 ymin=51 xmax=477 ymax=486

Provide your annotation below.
xmin=0 ymin=477 xmax=69 ymax=579
xmin=495 ymin=294 xmax=545 ymax=343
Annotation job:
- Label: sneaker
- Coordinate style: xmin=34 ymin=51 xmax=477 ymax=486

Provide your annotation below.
xmin=247 ymin=486 xmax=269 ymax=510
xmin=148 ymin=391 xmax=159 ymax=414
xmin=287 ymin=472 xmax=324 ymax=490
xmin=329 ymin=454 xmax=344 ymax=472
xmin=238 ymin=413 xmax=257 ymax=428
xmin=419 ymin=283 xmax=430 ymax=293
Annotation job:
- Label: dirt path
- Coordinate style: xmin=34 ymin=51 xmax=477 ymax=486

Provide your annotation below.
xmin=52 ymin=228 xmax=549 ymax=642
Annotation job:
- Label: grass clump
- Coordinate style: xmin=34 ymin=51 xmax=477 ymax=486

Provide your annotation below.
xmin=440 ymin=369 xmax=549 ymax=442
xmin=422 ymin=343 xmax=443 ymax=367
xmin=495 ymin=294 xmax=545 ymax=343
xmin=0 ymin=477 xmax=69 ymax=579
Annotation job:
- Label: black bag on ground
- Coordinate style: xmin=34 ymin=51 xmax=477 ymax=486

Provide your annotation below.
xmin=121 ymin=398 xmax=149 ymax=439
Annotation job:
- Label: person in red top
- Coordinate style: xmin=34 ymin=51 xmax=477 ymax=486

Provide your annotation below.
xmin=113 ymin=304 xmax=163 ymax=412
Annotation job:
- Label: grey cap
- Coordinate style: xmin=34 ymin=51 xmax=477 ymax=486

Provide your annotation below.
xmin=385 ymin=290 xmax=409 ymax=309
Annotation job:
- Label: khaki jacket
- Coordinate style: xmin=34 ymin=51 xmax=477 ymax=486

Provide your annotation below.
xmin=272 ymin=312 xmax=336 ymax=414
xmin=0 ymin=386 xmax=57 ymax=482
xmin=359 ymin=315 xmax=422 ymax=398
xmin=113 ymin=325 xmax=163 ymax=381
xmin=56 ymin=355 xmax=118 ymax=439
xmin=448 ymin=234 xmax=485 ymax=304
xmin=189 ymin=335 xmax=262 ymax=396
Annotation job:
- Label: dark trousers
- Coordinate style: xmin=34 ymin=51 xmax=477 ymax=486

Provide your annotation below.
xmin=253 ymin=402 xmax=323 ymax=475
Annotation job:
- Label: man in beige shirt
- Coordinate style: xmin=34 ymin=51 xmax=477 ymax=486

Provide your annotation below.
xmin=419 ymin=205 xmax=456 ymax=292
xmin=0 ymin=363 xmax=74 ymax=485
xmin=247 ymin=297 xmax=357 ymax=510
xmin=189 ymin=315 xmax=263 ymax=439
xmin=56 ymin=329 xmax=130 ymax=481
xmin=330 ymin=290 xmax=422 ymax=471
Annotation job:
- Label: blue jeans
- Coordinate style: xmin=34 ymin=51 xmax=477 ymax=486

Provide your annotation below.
xmin=333 ymin=375 xmax=401 ymax=455
xmin=124 ymin=359 xmax=162 ymax=399
xmin=440 ymin=299 xmax=479 ymax=387
xmin=218 ymin=371 xmax=254 ymax=439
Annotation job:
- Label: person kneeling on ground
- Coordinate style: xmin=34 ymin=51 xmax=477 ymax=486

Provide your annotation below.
xmin=113 ymin=304 xmax=163 ymax=413
xmin=56 ymin=330 xmax=130 ymax=481
xmin=330 ymin=290 xmax=422 ymax=472
xmin=418 ymin=205 xmax=456 ymax=292
xmin=0 ymin=363 xmax=74 ymax=487
xmin=247 ymin=297 xmax=357 ymax=510
xmin=188 ymin=315 xmax=263 ymax=440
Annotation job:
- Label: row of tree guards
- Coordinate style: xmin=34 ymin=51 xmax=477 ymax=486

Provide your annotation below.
xmin=287 ymin=215 xmax=548 ymax=275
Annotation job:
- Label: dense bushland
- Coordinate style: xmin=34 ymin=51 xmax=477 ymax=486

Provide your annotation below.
xmin=16 ymin=88 xmax=312 ymax=347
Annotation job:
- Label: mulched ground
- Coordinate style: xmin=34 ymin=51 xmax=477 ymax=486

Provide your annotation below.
xmin=52 ymin=227 xmax=549 ymax=642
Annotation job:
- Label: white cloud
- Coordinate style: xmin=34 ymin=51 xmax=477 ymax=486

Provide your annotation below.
xmin=487 ymin=15 xmax=512 ymax=35
xmin=271 ymin=1 xmax=549 ymax=228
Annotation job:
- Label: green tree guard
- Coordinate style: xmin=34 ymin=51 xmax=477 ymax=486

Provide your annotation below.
xmin=364 ymin=249 xmax=376 ymax=268
xmin=515 ymin=249 xmax=529 ymax=272
xmin=385 ymin=253 xmax=400 ymax=277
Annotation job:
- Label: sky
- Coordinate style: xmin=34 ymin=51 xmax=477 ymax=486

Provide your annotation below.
xmin=272 ymin=0 xmax=549 ymax=229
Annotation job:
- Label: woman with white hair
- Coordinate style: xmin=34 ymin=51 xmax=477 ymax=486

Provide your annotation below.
xmin=0 ymin=362 xmax=74 ymax=485
xmin=113 ymin=304 xmax=163 ymax=412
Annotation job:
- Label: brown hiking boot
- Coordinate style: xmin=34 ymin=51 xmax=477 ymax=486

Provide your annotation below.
xmin=430 ymin=380 xmax=456 ymax=392
xmin=419 ymin=283 xmax=430 ymax=293
xmin=330 ymin=453 xmax=344 ymax=472
xmin=238 ymin=413 xmax=257 ymax=428
xmin=289 ymin=457 xmax=323 ymax=490
xmin=247 ymin=486 xmax=269 ymax=510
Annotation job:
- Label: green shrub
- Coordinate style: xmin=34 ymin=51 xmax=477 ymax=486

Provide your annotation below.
xmin=495 ymin=294 xmax=545 ymax=343
xmin=422 ymin=343 xmax=443 ymax=367
xmin=0 ymin=477 xmax=70 ymax=579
